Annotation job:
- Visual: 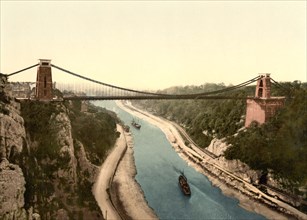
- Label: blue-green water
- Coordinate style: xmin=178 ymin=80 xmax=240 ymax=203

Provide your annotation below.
xmin=95 ymin=101 xmax=265 ymax=220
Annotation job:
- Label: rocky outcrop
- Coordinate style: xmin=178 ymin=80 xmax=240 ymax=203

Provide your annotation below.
xmin=50 ymin=111 xmax=77 ymax=184
xmin=0 ymin=74 xmax=28 ymax=219
xmin=0 ymin=159 xmax=26 ymax=219
xmin=0 ymin=75 xmax=26 ymax=161
xmin=22 ymin=103 xmax=102 ymax=219
xmin=207 ymin=138 xmax=261 ymax=184
xmin=0 ymin=74 xmax=12 ymax=103
xmin=50 ymin=106 xmax=99 ymax=184
xmin=74 ymin=140 xmax=99 ymax=183
xmin=0 ymin=74 xmax=106 ymax=219
xmin=206 ymin=138 xmax=228 ymax=157
xmin=0 ymin=112 xmax=26 ymax=160
xmin=206 ymin=137 xmax=305 ymax=210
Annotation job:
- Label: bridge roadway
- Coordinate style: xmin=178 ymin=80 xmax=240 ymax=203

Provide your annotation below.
xmin=63 ymin=95 xmax=248 ymax=101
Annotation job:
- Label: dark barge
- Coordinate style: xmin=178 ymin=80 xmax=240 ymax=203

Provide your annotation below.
xmin=178 ymin=173 xmax=191 ymax=196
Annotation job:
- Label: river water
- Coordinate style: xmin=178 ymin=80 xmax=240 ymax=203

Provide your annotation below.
xmin=95 ymin=101 xmax=265 ymax=220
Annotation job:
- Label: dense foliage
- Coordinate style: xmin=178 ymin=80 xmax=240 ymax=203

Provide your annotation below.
xmin=225 ymin=88 xmax=307 ymax=188
xmin=134 ymin=82 xmax=307 ymax=190
xmin=21 ymin=101 xmax=61 ymax=160
xmin=134 ymin=83 xmax=254 ymax=147
xmin=66 ymin=100 xmax=120 ymax=165
xmin=20 ymin=102 xmax=74 ymax=217
xmin=18 ymin=100 xmax=119 ymax=218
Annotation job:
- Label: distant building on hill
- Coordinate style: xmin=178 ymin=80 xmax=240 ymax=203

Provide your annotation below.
xmin=245 ymin=74 xmax=285 ymax=127
xmin=9 ymin=82 xmax=35 ymax=99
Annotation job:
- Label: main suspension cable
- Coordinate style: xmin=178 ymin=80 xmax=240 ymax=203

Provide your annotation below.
xmin=194 ymin=76 xmax=260 ymax=96
xmin=51 ymin=63 xmax=259 ymax=97
xmin=270 ymin=77 xmax=292 ymax=93
xmin=51 ymin=64 xmax=164 ymax=96
xmin=7 ymin=64 xmax=39 ymax=77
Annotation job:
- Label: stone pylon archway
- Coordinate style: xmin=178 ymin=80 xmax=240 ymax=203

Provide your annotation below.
xmin=35 ymin=59 xmax=53 ymax=101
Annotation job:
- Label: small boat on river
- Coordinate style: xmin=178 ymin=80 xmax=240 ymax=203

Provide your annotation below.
xmin=131 ymin=119 xmax=141 ymax=129
xmin=178 ymin=173 xmax=191 ymax=196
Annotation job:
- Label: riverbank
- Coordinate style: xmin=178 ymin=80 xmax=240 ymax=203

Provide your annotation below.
xmin=93 ymin=123 xmax=157 ymax=220
xmin=110 ymin=130 xmax=158 ymax=220
xmin=116 ymin=100 xmax=306 ymax=220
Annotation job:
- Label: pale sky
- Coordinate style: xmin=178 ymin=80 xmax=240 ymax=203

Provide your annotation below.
xmin=0 ymin=1 xmax=306 ymax=90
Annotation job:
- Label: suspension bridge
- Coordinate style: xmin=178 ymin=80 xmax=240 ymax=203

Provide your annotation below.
xmin=2 ymin=59 xmax=286 ymax=101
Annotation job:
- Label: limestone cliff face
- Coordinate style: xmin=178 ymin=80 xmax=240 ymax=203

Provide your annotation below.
xmin=0 ymin=110 xmax=26 ymax=160
xmin=0 ymin=160 xmax=27 ymax=219
xmin=216 ymin=157 xmax=261 ymax=184
xmin=0 ymin=76 xmax=26 ymax=161
xmin=1 ymin=74 xmax=102 ymax=219
xmin=50 ymin=110 xmax=78 ymax=184
xmin=206 ymin=138 xmax=228 ymax=157
xmin=50 ymin=106 xmax=99 ymax=184
xmin=19 ymin=102 xmax=102 ymax=219
xmin=207 ymin=138 xmax=261 ymax=184
xmin=207 ymin=137 xmax=287 ymax=187
xmin=206 ymin=137 xmax=303 ymax=208
xmin=0 ymin=74 xmax=27 ymax=219
xmin=74 ymin=140 xmax=99 ymax=183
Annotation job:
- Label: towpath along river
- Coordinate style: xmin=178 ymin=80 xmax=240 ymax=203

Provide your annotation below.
xmin=93 ymin=124 xmax=125 ymax=220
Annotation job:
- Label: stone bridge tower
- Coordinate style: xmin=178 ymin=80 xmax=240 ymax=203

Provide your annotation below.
xmin=35 ymin=59 xmax=53 ymax=100
xmin=245 ymin=74 xmax=285 ymax=127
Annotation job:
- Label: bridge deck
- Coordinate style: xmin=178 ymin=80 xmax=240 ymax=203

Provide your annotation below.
xmin=63 ymin=95 xmax=248 ymax=100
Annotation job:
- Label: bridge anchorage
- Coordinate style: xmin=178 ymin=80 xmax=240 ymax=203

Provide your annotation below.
xmin=5 ymin=59 xmax=286 ymax=127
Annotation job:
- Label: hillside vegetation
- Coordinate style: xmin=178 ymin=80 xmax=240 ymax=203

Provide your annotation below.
xmin=225 ymin=88 xmax=307 ymax=189
xmin=134 ymin=83 xmax=255 ymax=147
xmin=134 ymin=82 xmax=307 ymax=190
xmin=17 ymin=100 xmax=119 ymax=219
xmin=66 ymin=100 xmax=120 ymax=165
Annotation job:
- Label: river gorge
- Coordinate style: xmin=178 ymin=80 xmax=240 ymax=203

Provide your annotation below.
xmin=95 ymin=100 xmax=267 ymax=219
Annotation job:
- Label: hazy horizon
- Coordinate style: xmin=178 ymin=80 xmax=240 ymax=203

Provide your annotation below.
xmin=1 ymin=1 xmax=306 ymax=90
